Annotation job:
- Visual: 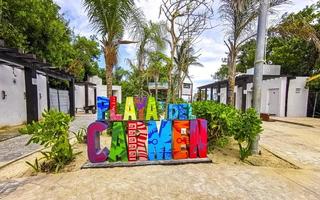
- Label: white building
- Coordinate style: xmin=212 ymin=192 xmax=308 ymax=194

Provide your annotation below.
xmin=74 ymin=75 xmax=122 ymax=113
xmin=0 ymin=47 xmax=75 ymax=127
xmin=198 ymin=65 xmax=309 ymax=117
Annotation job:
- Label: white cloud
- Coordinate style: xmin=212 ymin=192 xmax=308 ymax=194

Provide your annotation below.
xmin=54 ymin=0 xmax=316 ymax=90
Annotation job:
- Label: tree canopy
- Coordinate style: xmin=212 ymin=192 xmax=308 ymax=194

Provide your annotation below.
xmin=0 ymin=0 xmax=101 ymax=82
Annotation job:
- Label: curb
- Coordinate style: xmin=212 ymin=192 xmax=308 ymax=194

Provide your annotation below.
xmin=271 ymin=119 xmax=314 ymax=128
xmin=260 ymin=144 xmax=302 ymax=169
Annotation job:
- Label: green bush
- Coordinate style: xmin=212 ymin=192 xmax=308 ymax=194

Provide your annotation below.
xmin=234 ymin=108 xmax=263 ymax=160
xmin=72 ymin=128 xmax=86 ymax=143
xmin=192 ymin=101 xmax=239 ymax=149
xmin=192 ymin=101 xmax=263 ymax=160
xmin=20 ymin=110 xmax=77 ymax=172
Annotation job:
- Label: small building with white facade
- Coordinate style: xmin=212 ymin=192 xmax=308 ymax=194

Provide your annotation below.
xmin=0 ymin=46 xmax=75 ymax=127
xmin=198 ymin=65 xmax=309 ymax=117
xmin=74 ymin=75 xmax=122 ymax=113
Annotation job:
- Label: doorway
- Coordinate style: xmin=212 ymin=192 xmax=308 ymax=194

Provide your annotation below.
xmin=268 ymin=88 xmax=280 ymax=116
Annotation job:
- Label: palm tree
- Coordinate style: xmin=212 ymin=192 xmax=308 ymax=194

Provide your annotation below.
xmin=174 ymin=40 xmax=203 ymax=98
xmin=136 ymin=21 xmax=167 ymax=71
xmin=220 ymin=0 xmax=288 ymax=105
xmin=147 ymin=51 xmax=170 ymax=101
xmin=83 ymin=0 xmax=143 ymax=97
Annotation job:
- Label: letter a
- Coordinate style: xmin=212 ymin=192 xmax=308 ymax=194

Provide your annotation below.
xmin=123 ymin=97 xmax=137 ymax=120
xmin=146 ymin=97 xmax=158 ymax=120
xmin=109 ymin=122 xmax=128 ymax=162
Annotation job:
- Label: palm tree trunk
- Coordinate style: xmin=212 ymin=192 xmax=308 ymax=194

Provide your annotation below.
xmin=104 ymin=46 xmax=114 ymax=98
xmin=227 ymin=52 xmax=236 ymax=106
xmin=155 ymin=75 xmax=159 ymax=102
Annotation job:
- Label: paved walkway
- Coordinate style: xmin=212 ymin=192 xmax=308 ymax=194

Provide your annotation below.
xmin=1 ymin=164 xmax=319 ymax=200
xmin=271 ymin=117 xmax=320 ymax=128
xmin=261 ymin=121 xmax=320 ymax=170
xmin=0 ymin=114 xmax=95 ymax=168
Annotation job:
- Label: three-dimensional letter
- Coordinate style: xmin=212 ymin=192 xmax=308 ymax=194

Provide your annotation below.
xmin=189 ymin=119 xmax=207 ymax=158
xmin=173 ymin=120 xmax=190 ymax=159
xmin=145 ymin=97 xmax=158 ymax=120
xmin=87 ymin=121 xmax=109 ymax=163
xmin=148 ymin=120 xmax=172 ymax=160
xmin=109 ymin=122 xmax=128 ymax=162
xmin=97 ymin=96 xmax=109 ymax=121
xmin=134 ymin=97 xmax=147 ymax=120
xmin=123 ymin=97 xmax=137 ymax=120
xmin=110 ymin=96 xmax=123 ymax=120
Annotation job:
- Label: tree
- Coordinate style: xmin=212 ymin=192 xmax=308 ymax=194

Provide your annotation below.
xmin=213 ymin=64 xmax=229 ymax=80
xmin=160 ymin=0 xmax=214 ymax=104
xmin=147 ymin=51 xmax=170 ymax=101
xmin=175 ymin=40 xmax=203 ymax=98
xmin=67 ymin=36 xmax=101 ymax=81
xmin=83 ymin=0 xmax=143 ymax=97
xmin=236 ymin=36 xmax=319 ymax=76
xmin=220 ymin=0 xmax=288 ymax=105
xmin=136 ymin=21 xmax=167 ymax=71
xmin=113 ymin=66 xmax=129 ymax=85
xmin=0 ymin=0 xmax=74 ymax=67
xmin=277 ymin=3 xmax=320 ymax=55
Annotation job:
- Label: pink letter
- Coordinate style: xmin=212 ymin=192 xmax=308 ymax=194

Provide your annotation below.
xmin=87 ymin=121 xmax=109 ymax=163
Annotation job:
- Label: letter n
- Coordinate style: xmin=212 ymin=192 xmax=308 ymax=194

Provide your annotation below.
xmin=189 ymin=119 xmax=208 ymax=158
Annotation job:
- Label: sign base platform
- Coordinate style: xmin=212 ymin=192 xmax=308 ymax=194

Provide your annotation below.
xmin=81 ymin=158 xmax=212 ymax=169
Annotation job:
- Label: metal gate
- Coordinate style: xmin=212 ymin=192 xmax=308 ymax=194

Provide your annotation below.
xmin=49 ymin=88 xmax=70 ymax=114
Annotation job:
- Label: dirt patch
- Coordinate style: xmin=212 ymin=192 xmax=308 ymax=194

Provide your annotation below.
xmin=209 ymin=139 xmax=298 ymax=169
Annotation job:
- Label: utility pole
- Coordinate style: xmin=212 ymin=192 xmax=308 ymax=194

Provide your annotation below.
xmin=252 ymin=0 xmax=269 ymax=154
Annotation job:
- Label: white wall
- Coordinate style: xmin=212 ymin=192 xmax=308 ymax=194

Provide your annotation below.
xmin=219 ymin=87 xmax=227 ymax=104
xmin=97 ymin=85 xmax=122 ymax=103
xmin=88 ymin=86 xmax=95 ymax=106
xmin=75 ymin=85 xmax=85 ymax=109
xmin=235 ymin=86 xmax=243 ymax=110
xmin=0 ymin=64 xmax=27 ymax=126
xmin=246 ymin=78 xmax=286 ymax=116
xmin=287 ymin=77 xmax=309 ymax=117
xmin=37 ymin=72 xmax=48 ymax=118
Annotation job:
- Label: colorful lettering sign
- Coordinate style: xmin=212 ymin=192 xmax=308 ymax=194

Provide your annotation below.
xmin=86 ymin=96 xmax=208 ymax=164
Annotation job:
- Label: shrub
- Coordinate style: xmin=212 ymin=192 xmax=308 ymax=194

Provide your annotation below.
xmin=72 ymin=128 xmax=86 ymax=143
xmin=192 ymin=101 xmax=239 ymax=149
xmin=20 ymin=110 xmax=77 ymax=172
xmin=192 ymin=101 xmax=263 ymax=160
xmin=233 ymin=108 xmax=263 ymax=160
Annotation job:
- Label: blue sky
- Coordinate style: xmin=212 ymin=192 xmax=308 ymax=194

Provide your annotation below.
xmin=54 ymin=0 xmax=317 ymax=89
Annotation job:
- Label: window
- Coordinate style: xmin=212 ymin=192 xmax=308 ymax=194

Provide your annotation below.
xmin=183 ymin=83 xmax=191 ymax=89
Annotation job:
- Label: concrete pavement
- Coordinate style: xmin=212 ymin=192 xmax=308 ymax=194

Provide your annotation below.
xmin=261 ymin=121 xmax=320 ymax=170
